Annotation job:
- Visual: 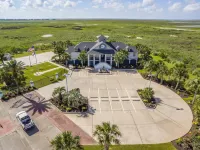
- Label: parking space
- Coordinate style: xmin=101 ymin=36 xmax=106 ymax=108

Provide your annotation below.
xmin=66 ymin=69 xmax=193 ymax=144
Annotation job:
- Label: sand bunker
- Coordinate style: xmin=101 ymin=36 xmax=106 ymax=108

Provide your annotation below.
xmin=136 ymin=37 xmax=143 ymax=39
xmin=41 ymin=34 xmax=53 ymax=38
xmin=170 ymin=35 xmax=178 ymax=37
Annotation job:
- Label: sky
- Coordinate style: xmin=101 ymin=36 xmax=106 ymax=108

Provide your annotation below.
xmin=0 ymin=0 xmax=200 ymax=19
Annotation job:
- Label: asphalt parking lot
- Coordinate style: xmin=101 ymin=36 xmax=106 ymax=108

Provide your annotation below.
xmin=0 ymin=91 xmax=94 ymax=150
xmin=65 ymin=69 xmax=193 ymax=144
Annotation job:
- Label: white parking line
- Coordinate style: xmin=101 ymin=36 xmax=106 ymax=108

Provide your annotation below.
xmin=116 ymin=88 xmax=125 ymax=113
xmin=125 ymin=88 xmax=136 ymax=112
xmin=98 ymin=88 xmax=102 ymax=113
xmin=107 ymin=88 xmax=113 ymax=113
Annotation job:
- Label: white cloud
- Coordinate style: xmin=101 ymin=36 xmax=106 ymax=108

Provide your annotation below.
xmin=128 ymin=0 xmax=162 ymax=13
xmin=92 ymin=0 xmax=103 ymax=3
xmin=183 ymin=2 xmax=200 ymax=12
xmin=0 ymin=0 xmax=15 ymax=10
xmin=104 ymin=1 xmax=124 ymax=11
xmin=168 ymin=2 xmax=182 ymax=12
xmin=142 ymin=0 xmax=154 ymax=6
xmin=64 ymin=1 xmax=77 ymax=7
xmin=128 ymin=2 xmax=141 ymax=9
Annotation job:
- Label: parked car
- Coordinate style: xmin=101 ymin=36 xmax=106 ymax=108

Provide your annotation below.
xmin=16 ymin=111 xmax=35 ymax=130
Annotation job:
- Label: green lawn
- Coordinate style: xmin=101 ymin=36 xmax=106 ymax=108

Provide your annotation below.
xmin=25 ymin=62 xmax=58 ymax=73
xmin=84 ymin=143 xmax=176 ymax=150
xmin=14 ymin=49 xmax=52 ymax=58
xmin=24 ymin=62 xmax=68 ymax=88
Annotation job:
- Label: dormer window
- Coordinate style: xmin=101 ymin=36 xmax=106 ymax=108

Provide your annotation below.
xmin=116 ymin=46 xmax=120 ymax=50
xmin=126 ymin=46 xmax=129 ymax=51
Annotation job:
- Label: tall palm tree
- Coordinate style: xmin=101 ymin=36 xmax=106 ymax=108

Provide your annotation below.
xmin=172 ymin=63 xmax=189 ymax=90
xmin=114 ymin=50 xmax=128 ymax=68
xmin=53 ymin=41 xmax=66 ymax=63
xmin=144 ymin=59 xmax=157 ymax=75
xmin=51 ymin=131 xmax=83 ymax=150
xmin=93 ymin=122 xmax=122 ymax=150
xmin=52 ymin=86 xmax=66 ymax=104
xmin=78 ymin=50 xmax=87 ymax=66
xmin=157 ymin=61 xmax=168 ymax=84
xmin=60 ymin=52 xmax=71 ymax=65
xmin=4 ymin=60 xmax=25 ymax=92
xmin=185 ymin=78 xmax=200 ymax=105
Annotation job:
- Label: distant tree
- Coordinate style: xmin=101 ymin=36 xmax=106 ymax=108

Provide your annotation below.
xmin=78 ymin=50 xmax=87 ymax=66
xmin=51 ymin=131 xmax=83 ymax=150
xmin=114 ymin=50 xmax=128 ymax=68
xmin=93 ymin=122 xmax=121 ymax=150
xmin=172 ymin=63 xmax=189 ymax=90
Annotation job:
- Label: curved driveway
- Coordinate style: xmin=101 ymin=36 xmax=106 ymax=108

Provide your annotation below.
xmin=65 ymin=69 xmax=193 ymax=144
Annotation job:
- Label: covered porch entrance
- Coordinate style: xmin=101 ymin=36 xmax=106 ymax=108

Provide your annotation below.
xmin=88 ymin=54 xmax=113 ymax=68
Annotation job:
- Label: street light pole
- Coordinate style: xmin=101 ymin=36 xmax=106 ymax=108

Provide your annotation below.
xmin=64 ymin=73 xmax=70 ymax=93
xmin=148 ymin=74 xmax=153 ymax=89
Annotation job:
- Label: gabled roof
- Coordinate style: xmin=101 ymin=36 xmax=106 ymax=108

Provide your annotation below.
xmin=74 ymin=42 xmax=96 ymax=51
xmin=89 ymin=49 xmax=115 ymax=55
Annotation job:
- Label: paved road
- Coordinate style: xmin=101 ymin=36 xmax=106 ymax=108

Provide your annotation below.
xmin=37 ymin=69 xmax=193 ymax=144
xmin=15 ymin=52 xmax=55 ymax=66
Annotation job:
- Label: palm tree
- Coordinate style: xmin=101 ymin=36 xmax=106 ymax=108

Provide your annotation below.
xmin=172 ymin=63 xmax=189 ymax=90
xmin=64 ymin=88 xmax=88 ymax=109
xmin=60 ymin=52 xmax=71 ymax=65
xmin=51 ymin=131 xmax=83 ymax=150
xmin=53 ymin=41 xmax=66 ymax=63
xmin=193 ymin=95 xmax=200 ymax=122
xmin=114 ymin=50 xmax=128 ymax=68
xmin=3 ymin=60 xmax=25 ymax=92
xmin=139 ymin=87 xmax=155 ymax=103
xmin=185 ymin=77 xmax=200 ymax=105
xmin=52 ymin=86 xmax=66 ymax=104
xmin=157 ymin=61 xmax=168 ymax=84
xmin=93 ymin=122 xmax=122 ymax=150
xmin=78 ymin=50 xmax=87 ymax=66
xmin=144 ymin=59 xmax=157 ymax=75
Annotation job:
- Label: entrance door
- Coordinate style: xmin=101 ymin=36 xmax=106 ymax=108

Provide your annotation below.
xmin=101 ymin=55 xmax=105 ymax=62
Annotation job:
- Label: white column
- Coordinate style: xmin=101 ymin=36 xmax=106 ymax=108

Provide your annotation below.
xmin=110 ymin=54 xmax=112 ymax=66
xmin=88 ymin=55 xmax=90 ymax=66
xmin=129 ymin=59 xmax=131 ymax=64
xmin=99 ymin=55 xmax=101 ymax=62
xmin=73 ymin=60 xmax=75 ymax=65
xmin=105 ymin=54 xmax=107 ymax=62
xmin=93 ymin=54 xmax=95 ymax=66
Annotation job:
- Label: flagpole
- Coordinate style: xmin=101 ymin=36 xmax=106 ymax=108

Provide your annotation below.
xmin=29 ymin=55 xmax=32 ymax=66
xmin=34 ymin=49 xmax=39 ymax=75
